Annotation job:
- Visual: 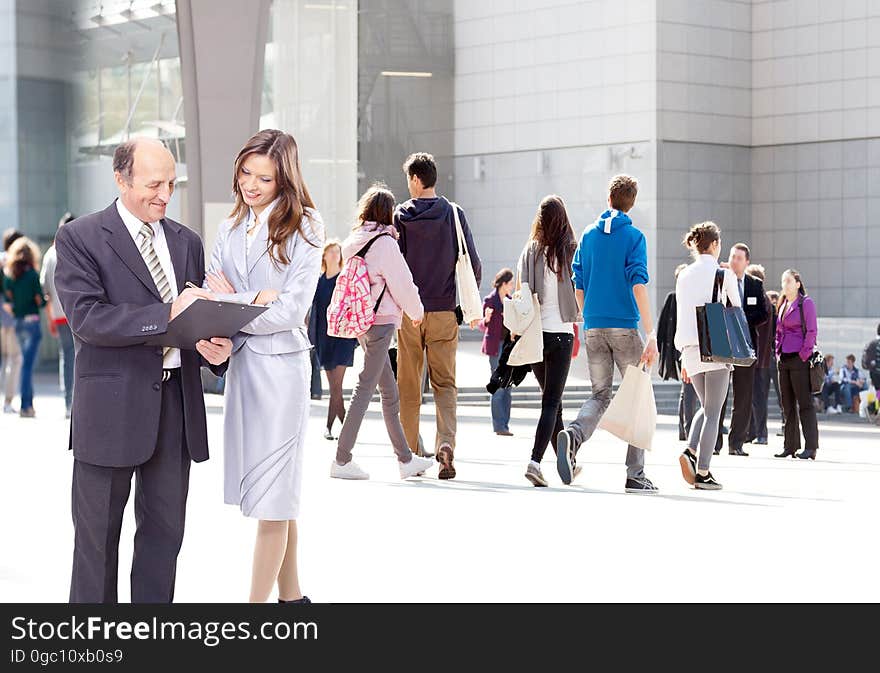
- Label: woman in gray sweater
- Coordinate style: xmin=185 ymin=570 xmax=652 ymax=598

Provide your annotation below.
xmin=518 ymin=196 xmax=580 ymax=487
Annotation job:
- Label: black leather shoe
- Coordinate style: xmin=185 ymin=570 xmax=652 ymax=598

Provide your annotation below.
xmin=796 ymin=449 xmax=817 ymax=460
xmin=774 ymin=449 xmax=797 ymax=458
xmin=279 ymin=596 xmax=312 ymax=604
xmin=729 ymin=447 xmax=749 ymax=456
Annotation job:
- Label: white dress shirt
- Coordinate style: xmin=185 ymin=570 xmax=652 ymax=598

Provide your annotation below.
xmin=244 ymin=199 xmax=278 ymax=255
xmin=116 ymin=198 xmax=181 ymax=369
xmin=674 ymin=254 xmax=742 ymax=376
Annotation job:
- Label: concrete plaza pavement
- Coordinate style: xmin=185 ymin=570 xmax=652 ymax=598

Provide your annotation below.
xmin=1 ymin=355 xmax=878 ymax=603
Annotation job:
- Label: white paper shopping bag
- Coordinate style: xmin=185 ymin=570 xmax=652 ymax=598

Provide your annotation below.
xmin=597 ymin=364 xmax=657 ymax=451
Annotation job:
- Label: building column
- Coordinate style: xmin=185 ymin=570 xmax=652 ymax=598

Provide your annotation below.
xmin=176 ymin=0 xmax=270 ymax=245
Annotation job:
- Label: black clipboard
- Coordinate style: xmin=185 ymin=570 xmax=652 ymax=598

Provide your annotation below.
xmin=146 ymin=299 xmax=269 ymax=350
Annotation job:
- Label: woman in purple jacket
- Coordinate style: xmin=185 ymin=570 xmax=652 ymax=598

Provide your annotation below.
xmin=482 ymin=268 xmax=515 ymax=436
xmin=774 ymin=269 xmax=819 ymax=460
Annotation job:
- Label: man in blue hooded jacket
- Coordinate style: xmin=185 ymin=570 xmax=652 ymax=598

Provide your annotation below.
xmin=556 ymin=174 xmax=659 ymax=493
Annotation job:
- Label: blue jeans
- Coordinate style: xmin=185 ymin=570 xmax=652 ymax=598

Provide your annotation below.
xmin=57 ymin=321 xmax=75 ymax=411
xmin=840 ymin=382 xmax=864 ymax=411
xmin=488 ymin=353 xmax=511 ymax=432
xmin=15 ymin=318 xmax=42 ymax=411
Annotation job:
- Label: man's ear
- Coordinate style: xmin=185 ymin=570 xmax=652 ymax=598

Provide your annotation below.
xmin=114 ymin=172 xmax=129 ymax=192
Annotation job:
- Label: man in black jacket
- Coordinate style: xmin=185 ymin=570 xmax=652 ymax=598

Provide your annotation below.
xmin=863 ymin=323 xmax=880 ymax=390
xmin=394 ymin=152 xmax=481 ymax=479
xmin=726 ymin=243 xmax=770 ymax=456
xmin=657 ymin=263 xmax=698 ymax=441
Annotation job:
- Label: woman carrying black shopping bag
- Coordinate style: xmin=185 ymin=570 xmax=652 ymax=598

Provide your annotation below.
xmin=674 ymin=222 xmax=742 ymax=490
xmin=774 ymin=269 xmax=819 ymax=460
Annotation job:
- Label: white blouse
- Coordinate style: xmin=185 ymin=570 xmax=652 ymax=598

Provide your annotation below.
xmin=540 ymin=265 xmax=574 ymax=334
xmin=674 ymin=254 xmax=742 ymax=375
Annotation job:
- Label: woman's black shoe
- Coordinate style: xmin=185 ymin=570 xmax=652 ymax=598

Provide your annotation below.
xmin=694 ymin=472 xmax=723 ymax=490
xmin=796 ymin=449 xmax=817 ymax=460
xmin=774 ymin=449 xmax=797 ymax=458
xmin=279 ymin=596 xmax=311 ymax=604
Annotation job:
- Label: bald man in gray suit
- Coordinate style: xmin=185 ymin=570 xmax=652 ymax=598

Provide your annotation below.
xmin=55 ymin=139 xmax=232 ymax=603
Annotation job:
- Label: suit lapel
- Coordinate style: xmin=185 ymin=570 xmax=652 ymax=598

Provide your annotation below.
xmin=230 ymin=221 xmax=248 ymax=282
xmin=102 ymin=203 xmax=162 ymax=301
xmin=162 ymin=218 xmax=188 ymax=292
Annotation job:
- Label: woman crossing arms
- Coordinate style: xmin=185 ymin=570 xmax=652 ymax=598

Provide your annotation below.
xmin=205 ymin=129 xmax=323 ymax=603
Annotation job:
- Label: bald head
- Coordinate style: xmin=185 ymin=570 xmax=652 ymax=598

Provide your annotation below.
xmin=113 ymin=138 xmax=176 ymax=223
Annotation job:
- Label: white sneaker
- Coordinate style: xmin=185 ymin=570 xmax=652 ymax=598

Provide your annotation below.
xmin=3 ymin=403 xmax=16 ymax=414
xmin=835 ymin=405 xmax=843 ymax=414
xmin=330 ymin=460 xmax=369 ymax=480
xmin=827 ymin=406 xmax=839 ymax=415
xmin=399 ymin=455 xmax=434 ymax=479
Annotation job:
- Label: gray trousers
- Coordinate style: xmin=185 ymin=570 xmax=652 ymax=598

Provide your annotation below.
xmin=70 ymin=375 xmax=189 ymax=603
xmin=568 ymin=328 xmax=645 ymax=479
xmin=688 ymin=368 xmax=729 ymax=471
xmin=336 ymin=323 xmax=413 ymax=465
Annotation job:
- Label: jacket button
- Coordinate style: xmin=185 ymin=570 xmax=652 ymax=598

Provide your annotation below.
xmin=153 ymin=382 xmax=161 ymax=391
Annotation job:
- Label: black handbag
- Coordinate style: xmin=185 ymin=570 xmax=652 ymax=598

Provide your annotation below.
xmin=696 ymin=269 xmax=757 ymax=366
xmin=798 ymin=299 xmax=826 ymax=394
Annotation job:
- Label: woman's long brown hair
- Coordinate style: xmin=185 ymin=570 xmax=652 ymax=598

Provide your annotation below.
xmin=529 ymin=195 xmax=576 ymax=280
xmin=355 ymin=183 xmax=395 ymax=229
xmin=228 ymin=129 xmax=318 ymax=266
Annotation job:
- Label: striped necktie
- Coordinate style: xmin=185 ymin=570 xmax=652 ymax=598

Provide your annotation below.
xmin=138 ymin=222 xmax=173 ymax=361
xmin=138 ymin=222 xmax=173 ymax=302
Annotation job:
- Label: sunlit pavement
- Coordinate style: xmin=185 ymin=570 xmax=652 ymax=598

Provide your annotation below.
xmin=2 ymin=360 xmax=877 ymax=603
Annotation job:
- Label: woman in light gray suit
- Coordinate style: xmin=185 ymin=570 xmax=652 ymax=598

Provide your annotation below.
xmin=206 ymin=129 xmax=324 ymax=603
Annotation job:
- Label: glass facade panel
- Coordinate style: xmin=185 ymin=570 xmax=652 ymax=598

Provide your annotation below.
xmin=261 ymin=0 xmax=357 ymax=239
xmin=357 ymin=0 xmax=454 ymax=202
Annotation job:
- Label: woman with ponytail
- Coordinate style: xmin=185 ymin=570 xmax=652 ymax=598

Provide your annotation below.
xmin=673 ymin=222 xmax=742 ymax=490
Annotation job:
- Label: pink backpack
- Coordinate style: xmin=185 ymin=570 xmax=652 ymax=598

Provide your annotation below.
xmin=326 ymin=234 xmax=389 ymax=339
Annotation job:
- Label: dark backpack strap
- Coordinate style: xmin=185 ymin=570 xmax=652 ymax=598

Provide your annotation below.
xmin=353 ymin=233 xmax=391 ymax=315
xmin=798 ymin=297 xmax=806 ymax=339
xmin=373 ymin=284 xmax=387 ymax=315
xmin=354 ymin=233 xmax=391 ymax=259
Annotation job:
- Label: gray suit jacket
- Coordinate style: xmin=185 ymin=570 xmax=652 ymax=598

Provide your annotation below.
xmin=207 ymin=209 xmax=324 ymax=355
xmin=54 ymin=201 xmax=227 ymax=467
